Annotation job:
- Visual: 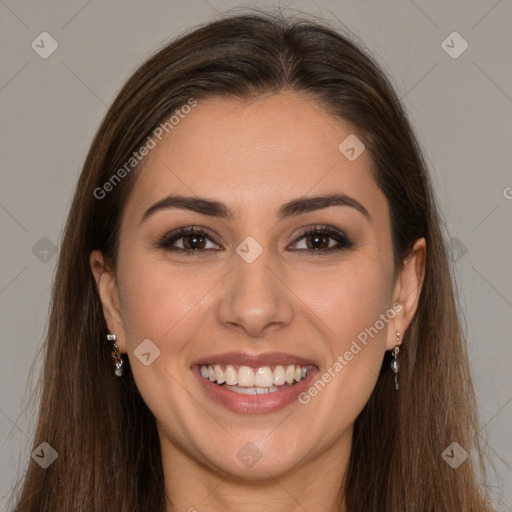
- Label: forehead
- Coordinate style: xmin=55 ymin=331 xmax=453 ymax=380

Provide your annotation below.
xmin=123 ymin=91 xmax=386 ymax=223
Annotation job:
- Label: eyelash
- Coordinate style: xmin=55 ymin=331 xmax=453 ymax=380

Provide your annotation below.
xmin=156 ymin=224 xmax=355 ymax=255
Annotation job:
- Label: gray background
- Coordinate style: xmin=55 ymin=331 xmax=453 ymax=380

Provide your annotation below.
xmin=1 ymin=0 xmax=511 ymax=510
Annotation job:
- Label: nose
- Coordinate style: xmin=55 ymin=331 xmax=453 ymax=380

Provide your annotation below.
xmin=216 ymin=247 xmax=294 ymax=338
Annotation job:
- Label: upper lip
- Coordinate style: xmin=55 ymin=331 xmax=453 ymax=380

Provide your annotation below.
xmin=191 ymin=351 xmax=318 ymax=368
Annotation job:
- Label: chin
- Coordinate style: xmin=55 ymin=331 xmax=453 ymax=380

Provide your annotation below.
xmin=202 ymin=439 xmax=308 ymax=481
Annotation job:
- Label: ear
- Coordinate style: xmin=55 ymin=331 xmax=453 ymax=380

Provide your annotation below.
xmin=386 ymin=237 xmax=427 ymax=350
xmin=89 ymin=250 xmax=127 ymax=353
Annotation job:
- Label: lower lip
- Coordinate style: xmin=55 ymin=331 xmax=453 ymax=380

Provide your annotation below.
xmin=192 ymin=366 xmax=318 ymax=414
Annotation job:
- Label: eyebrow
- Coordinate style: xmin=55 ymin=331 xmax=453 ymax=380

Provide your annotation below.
xmin=140 ymin=192 xmax=371 ymax=225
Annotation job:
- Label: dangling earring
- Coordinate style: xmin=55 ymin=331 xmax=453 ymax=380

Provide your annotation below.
xmin=107 ymin=333 xmax=124 ymax=376
xmin=391 ymin=331 xmax=400 ymax=390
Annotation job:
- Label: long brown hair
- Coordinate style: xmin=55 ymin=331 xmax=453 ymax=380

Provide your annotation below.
xmin=12 ymin=8 xmax=494 ymax=511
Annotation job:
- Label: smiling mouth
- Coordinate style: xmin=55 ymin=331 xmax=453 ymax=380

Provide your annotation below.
xmin=199 ymin=364 xmax=309 ymax=395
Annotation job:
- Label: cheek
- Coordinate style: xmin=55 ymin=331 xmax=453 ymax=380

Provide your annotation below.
xmin=116 ymin=252 xmax=225 ymax=400
xmin=115 ymin=258 xmax=208 ymax=436
xmin=295 ymin=259 xmax=394 ymax=420
xmin=297 ymin=256 xmax=393 ymax=344
xmin=117 ymin=252 xmax=207 ymax=346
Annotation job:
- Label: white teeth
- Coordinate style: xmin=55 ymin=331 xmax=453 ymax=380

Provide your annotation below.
xmin=254 ymin=367 xmax=274 ymax=387
xmin=285 ymin=365 xmax=295 ymax=384
xmin=222 ymin=384 xmax=286 ymax=395
xmin=214 ymin=364 xmax=225 ymax=384
xmin=225 ymin=365 xmax=237 ymax=385
xmin=273 ymin=365 xmax=286 ymax=385
xmin=199 ymin=363 xmax=309 ymax=388
xmin=238 ymin=365 xmax=255 ymax=387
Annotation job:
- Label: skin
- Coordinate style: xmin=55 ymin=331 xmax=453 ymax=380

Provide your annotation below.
xmin=90 ymin=90 xmax=426 ymax=511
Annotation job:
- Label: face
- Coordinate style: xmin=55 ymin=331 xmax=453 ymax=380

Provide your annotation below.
xmin=91 ymin=91 xmax=425 ymax=487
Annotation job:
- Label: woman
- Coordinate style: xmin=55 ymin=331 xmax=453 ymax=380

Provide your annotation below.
xmin=13 ymin=9 xmax=495 ymax=511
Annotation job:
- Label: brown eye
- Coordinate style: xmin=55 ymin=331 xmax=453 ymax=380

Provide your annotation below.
xmin=181 ymin=232 xmax=206 ymax=250
xmin=157 ymin=225 xmax=354 ymax=255
xmin=157 ymin=227 xmax=221 ymax=252
xmin=305 ymin=232 xmax=331 ymax=250
xmin=289 ymin=226 xmax=355 ymax=253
